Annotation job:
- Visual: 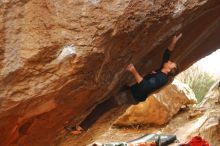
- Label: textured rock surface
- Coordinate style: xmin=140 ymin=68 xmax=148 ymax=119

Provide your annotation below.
xmin=0 ymin=0 xmax=220 ymax=146
xmin=114 ymin=79 xmax=197 ymax=126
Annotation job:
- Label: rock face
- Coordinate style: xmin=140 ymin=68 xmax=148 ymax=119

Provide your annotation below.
xmin=113 ymin=79 xmax=197 ymax=126
xmin=0 ymin=0 xmax=220 ymax=146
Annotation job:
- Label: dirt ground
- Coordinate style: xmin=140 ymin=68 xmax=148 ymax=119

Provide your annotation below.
xmin=59 ymin=105 xmax=195 ymax=146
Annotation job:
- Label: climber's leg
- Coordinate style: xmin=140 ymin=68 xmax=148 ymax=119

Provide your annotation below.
xmin=70 ymin=90 xmax=138 ymax=135
xmin=68 ymin=96 xmax=119 ymax=135
xmin=79 ymin=96 xmax=119 ymax=130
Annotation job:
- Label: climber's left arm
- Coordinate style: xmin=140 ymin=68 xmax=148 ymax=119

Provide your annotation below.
xmin=158 ymin=33 xmax=182 ymax=69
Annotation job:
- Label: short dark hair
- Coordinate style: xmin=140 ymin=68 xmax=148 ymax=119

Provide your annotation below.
xmin=168 ymin=63 xmax=179 ymax=76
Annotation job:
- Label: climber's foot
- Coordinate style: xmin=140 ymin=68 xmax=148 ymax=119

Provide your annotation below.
xmin=70 ymin=126 xmax=85 ymax=135
xmin=71 ymin=130 xmax=82 ymax=135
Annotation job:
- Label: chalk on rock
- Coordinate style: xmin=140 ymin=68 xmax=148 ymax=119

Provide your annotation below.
xmin=88 ymin=0 xmax=100 ymax=5
xmin=57 ymin=45 xmax=76 ymax=62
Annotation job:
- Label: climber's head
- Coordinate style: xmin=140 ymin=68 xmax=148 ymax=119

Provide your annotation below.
xmin=163 ymin=60 xmax=179 ymax=76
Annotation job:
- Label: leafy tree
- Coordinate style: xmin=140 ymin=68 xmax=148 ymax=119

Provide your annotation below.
xmin=176 ymin=64 xmax=215 ymax=103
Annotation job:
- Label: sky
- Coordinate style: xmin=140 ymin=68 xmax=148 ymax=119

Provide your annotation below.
xmin=197 ymin=49 xmax=220 ymax=78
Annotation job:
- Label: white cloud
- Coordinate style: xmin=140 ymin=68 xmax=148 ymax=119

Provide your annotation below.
xmin=197 ymin=49 xmax=220 ymax=77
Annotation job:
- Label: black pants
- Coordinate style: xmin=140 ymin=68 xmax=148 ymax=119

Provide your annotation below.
xmin=79 ymin=90 xmax=138 ymax=130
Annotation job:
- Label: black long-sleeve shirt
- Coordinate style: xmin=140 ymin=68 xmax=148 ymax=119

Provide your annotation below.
xmin=130 ymin=49 xmax=171 ymax=102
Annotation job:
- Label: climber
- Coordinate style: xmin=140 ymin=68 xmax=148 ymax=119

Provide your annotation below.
xmin=67 ymin=33 xmax=182 ymax=135
xmin=127 ymin=33 xmax=182 ymax=102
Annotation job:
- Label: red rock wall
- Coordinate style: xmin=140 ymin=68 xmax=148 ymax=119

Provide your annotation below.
xmin=0 ymin=0 xmax=220 ymax=145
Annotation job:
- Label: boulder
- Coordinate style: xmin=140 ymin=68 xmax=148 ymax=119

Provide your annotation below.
xmin=114 ymin=79 xmax=197 ymax=126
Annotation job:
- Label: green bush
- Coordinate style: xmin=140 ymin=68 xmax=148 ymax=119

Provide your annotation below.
xmin=176 ymin=64 xmax=215 ymax=103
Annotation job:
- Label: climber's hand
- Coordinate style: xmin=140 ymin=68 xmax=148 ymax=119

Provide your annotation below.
xmin=172 ymin=33 xmax=182 ymax=44
xmin=126 ymin=63 xmax=136 ymax=72
xmin=168 ymin=33 xmax=182 ymax=51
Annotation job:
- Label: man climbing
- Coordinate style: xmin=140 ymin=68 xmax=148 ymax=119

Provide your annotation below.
xmin=67 ymin=33 xmax=182 ymax=135
xmin=127 ymin=33 xmax=182 ymax=102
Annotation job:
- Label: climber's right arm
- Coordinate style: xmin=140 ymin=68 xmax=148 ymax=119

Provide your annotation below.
xmin=126 ymin=64 xmax=143 ymax=84
xmin=167 ymin=33 xmax=182 ymax=51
